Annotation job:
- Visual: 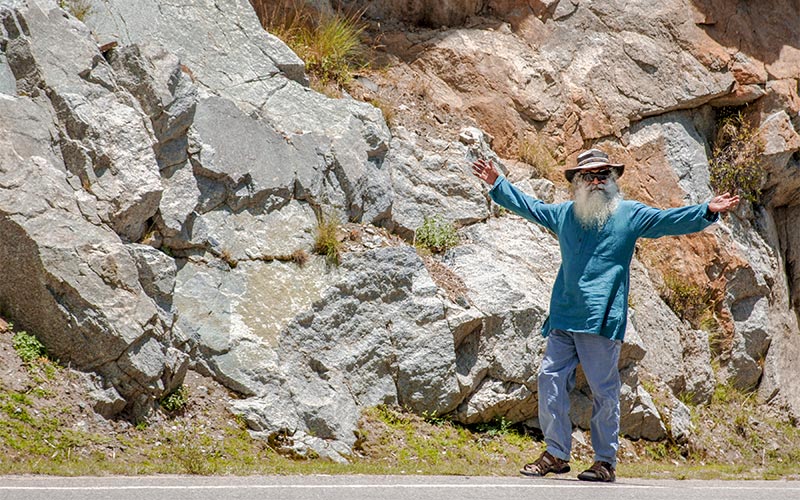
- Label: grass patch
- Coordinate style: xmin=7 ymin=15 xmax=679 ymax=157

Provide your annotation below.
xmin=658 ymin=272 xmax=724 ymax=332
xmin=59 ymin=0 xmax=94 ymax=21
xmin=517 ymin=135 xmax=559 ymax=180
xmin=414 ymin=216 xmax=459 ymax=254
xmin=313 ymin=210 xmax=342 ymax=265
xmin=709 ymin=108 xmax=766 ymax=203
xmin=360 ymin=405 xmax=543 ymax=476
xmin=369 ymin=98 xmax=395 ymax=128
xmin=252 ymin=0 xmax=368 ymax=88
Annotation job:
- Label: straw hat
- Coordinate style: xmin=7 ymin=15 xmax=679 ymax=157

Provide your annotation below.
xmin=564 ymin=148 xmax=624 ymax=183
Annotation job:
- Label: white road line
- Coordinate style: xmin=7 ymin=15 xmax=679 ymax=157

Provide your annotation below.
xmin=0 ymin=483 xmax=797 ymax=491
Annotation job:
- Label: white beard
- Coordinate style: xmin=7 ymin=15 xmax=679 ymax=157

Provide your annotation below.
xmin=573 ymin=178 xmax=622 ymax=229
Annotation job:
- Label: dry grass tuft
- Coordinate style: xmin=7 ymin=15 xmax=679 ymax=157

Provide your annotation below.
xmin=250 ymin=0 xmax=368 ymax=88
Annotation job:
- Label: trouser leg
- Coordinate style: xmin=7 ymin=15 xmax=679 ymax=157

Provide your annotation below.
xmin=537 ymin=329 xmax=579 ymax=462
xmin=574 ymin=332 xmax=622 ymax=467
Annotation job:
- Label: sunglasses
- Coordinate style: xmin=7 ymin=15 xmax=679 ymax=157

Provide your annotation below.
xmin=578 ymin=169 xmax=612 ymax=182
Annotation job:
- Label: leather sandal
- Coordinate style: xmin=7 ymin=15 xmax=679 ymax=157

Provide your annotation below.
xmin=519 ymin=451 xmax=571 ymax=477
xmin=577 ymin=461 xmax=616 ymax=482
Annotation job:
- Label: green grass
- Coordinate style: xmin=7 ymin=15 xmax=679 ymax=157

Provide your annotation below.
xmin=2 ymin=318 xmax=798 ymax=479
xmin=1 ymin=395 xmax=799 ymax=478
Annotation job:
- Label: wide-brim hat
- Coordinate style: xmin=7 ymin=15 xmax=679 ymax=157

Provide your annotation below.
xmin=564 ymin=148 xmax=624 ymax=183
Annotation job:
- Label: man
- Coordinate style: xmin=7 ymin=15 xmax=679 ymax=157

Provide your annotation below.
xmin=471 ymin=148 xmax=739 ymax=482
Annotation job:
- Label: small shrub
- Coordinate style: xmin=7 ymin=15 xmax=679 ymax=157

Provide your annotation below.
xmin=313 ymin=211 xmax=341 ymax=265
xmin=414 ymin=216 xmax=459 ymax=254
xmin=660 ymin=272 xmax=713 ymax=325
xmin=59 ymin=0 xmax=94 ymax=21
xmin=709 ymin=110 xmax=766 ymax=203
xmin=474 ymin=416 xmax=514 ymax=437
xmin=372 ymin=405 xmax=412 ymax=428
xmin=159 ymin=385 xmax=189 ymax=413
xmin=290 ymin=248 xmax=309 ymax=266
xmin=421 ymin=410 xmax=449 ymax=427
xmin=12 ymin=331 xmax=47 ymax=365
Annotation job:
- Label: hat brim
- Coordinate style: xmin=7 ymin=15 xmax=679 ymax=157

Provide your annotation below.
xmin=564 ymin=163 xmax=624 ymax=182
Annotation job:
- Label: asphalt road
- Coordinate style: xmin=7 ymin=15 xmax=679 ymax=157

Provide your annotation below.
xmin=1 ymin=475 xmax=799 ymax=500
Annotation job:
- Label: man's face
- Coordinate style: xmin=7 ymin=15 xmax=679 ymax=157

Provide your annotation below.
xmin=575 ymin=167 xmax=613 ymax=191
xmin=572 ymin=167 xmax=621 ymax=228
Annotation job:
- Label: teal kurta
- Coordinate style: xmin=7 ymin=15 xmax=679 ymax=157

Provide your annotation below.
xmin=489 ymin=176 xmax=718 ymax=341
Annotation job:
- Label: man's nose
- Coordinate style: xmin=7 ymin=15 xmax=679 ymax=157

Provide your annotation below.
xmin=591 ymin=177 xmax=602 ymax=184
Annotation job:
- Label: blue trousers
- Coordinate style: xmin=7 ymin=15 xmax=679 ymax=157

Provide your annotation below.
xmin=538 ymin=329 xmax=622 ymax=466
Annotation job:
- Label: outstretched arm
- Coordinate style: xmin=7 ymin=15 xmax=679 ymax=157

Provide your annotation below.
xmin=471 ymin=158 xmax=563 ymax=232
xmin=635 ymin=193 xmax=739 ymax=239
xmin=708 ymin=192 xmax=740 ymax=214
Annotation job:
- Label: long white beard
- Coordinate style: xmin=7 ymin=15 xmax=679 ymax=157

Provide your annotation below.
xmin=573 ymin=179 xmax=622 ymax=229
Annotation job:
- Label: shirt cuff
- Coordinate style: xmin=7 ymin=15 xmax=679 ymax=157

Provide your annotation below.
xmin=703 ymin=202 xmax=719 ymax=222
xmin=490 ymin=175 xmax=505 ymax=192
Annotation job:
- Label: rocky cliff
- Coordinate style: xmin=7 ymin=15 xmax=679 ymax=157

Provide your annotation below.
xmin=1 ymin=0 xmax=798 ymax=461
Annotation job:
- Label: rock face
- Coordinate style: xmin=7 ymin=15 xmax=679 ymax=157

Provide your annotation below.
xmin=1 ymin=0 xmax=799 ymax=460
xmin=0 ymin=0 xmax=390 ymax=421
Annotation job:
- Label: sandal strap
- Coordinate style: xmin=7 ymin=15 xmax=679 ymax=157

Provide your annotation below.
xmin=580 ymin=461 xmax=615 ymax=481
xmin=522 ymin=451 xmax=568 ymax=475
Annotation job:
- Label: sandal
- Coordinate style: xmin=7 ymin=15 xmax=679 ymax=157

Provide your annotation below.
xmin=577 ymin=461 xmax=616 ymax=482
xmin=519 ymin=451 xmax=571 ymax=477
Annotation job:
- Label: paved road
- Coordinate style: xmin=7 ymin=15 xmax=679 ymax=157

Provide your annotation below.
xmin=1 ymin=475 xmax=799 ymax=500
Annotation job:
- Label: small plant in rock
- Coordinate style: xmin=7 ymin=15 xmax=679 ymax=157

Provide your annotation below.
xmin=253 ymin=0 xmax=367 ymax=87
xmin=59 ymin=0 xmax=94 ymax=21
xmin=12 ymin=331 xmax=47 ymax=365
xmin=369 ymin=98 xmax=395 ymax=128
xmin=414 ymin=216 xmax=459 ymax=254
xmin=660 ymin=272 xmax=714 ymax=325
xmin=290 ymin=248 xmax=309 ymax=266
xmin=709 ymin=110 xmax=766 ymax=204
xmin=159 ymin=385 xmax=189 ymax=413
xmin=517 ymin=135 xmax=559 ymax=180
xmin=474 ymin=416 xmax=514 ymax=437
xmin=313 ymin=211 xmax=342 ymax=265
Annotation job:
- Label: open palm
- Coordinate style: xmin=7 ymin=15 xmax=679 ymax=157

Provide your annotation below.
xmin=708 ymin=192 xmax=740 ymax=213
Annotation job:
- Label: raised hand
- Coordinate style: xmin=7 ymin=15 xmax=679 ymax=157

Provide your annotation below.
xmin=708 ymin=192 xmax=741 ymax=213
xmin=472 ymin=159 xmax=499 ymax=185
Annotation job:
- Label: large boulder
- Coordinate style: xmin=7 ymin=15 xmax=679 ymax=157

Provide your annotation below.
xmin=2 ymin=1 xmax=162 ymax=242
xmin=0 ymin=0 xmax=397 ymax=425
xmin=87 ymin=0 xmax=393 ymax=225
xmin=0 ymin=83 xmax=186 ymax=418
xmin=387 ymin=126 xmax=496 ymax=238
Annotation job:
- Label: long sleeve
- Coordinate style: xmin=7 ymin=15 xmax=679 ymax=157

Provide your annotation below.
xmin=633 ymin=202 xmax=719 ymax=239
xmin=488 ymin=176 xmax=564 ymax=233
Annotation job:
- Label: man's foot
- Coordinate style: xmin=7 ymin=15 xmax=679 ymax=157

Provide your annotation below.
xmin=577 ymin=461 xmax=616 ymax=482
xmin=519 ymin=451 xmax=571 ymax=477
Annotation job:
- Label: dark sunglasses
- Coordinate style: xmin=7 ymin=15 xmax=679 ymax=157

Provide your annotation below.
xmin=578 ymin=169 xmax=612 ymax=182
